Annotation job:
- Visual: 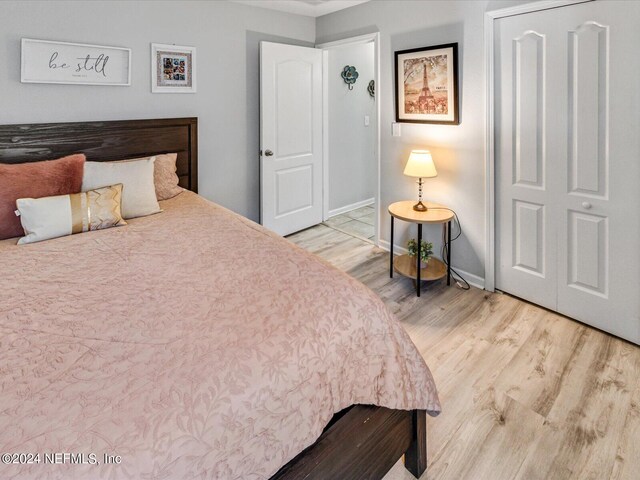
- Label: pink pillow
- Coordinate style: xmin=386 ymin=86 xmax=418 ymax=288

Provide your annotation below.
xmin=153 ymin=153 xmax=184 ymax=201
xmin=0 ymin=154 xmax=86 ymax=240
xmin=115 ymin=153 xmax=184 ymax=201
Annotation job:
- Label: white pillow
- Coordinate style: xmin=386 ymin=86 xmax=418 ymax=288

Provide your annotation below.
xmin=16 ymin=184 xmax=127 ymax=245
xmin=82 ymin=158 xmax=161 ymax=219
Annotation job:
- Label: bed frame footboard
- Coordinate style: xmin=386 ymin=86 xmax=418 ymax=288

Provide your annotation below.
xmin=270 ymin=405 xmax=427 ymax=480
xmin=405 ymin=409 xmax=428 ymax=477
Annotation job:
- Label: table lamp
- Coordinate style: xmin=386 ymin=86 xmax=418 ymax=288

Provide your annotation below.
xmin=403 ymin=150 xmax=437 ymax=211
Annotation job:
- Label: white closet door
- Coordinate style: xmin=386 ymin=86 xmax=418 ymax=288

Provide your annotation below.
xmin=495 ymin=1 xmax=640 ymax=344
xmin=495 ymin=8 xmax=563 ymax=311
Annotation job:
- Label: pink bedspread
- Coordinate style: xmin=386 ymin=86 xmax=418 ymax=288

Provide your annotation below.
xmin=0 ymin=191 xmax=440 ymax=479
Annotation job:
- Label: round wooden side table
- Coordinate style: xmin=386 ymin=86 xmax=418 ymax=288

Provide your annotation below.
xmin=388 ymin=201 xmax=455 ymax=297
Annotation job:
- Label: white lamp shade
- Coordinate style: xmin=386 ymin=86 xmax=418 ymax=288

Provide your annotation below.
xmin=403 ymin=150 xmax=438 ymax=178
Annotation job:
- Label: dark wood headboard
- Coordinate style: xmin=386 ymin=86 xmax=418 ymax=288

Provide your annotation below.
xmin=0 ymin=117 xmax=198 ymax=193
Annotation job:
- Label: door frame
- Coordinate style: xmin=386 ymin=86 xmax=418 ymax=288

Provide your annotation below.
xmin=483 ymin=0 xmax=594 ymax=291
xmin=316 ymin=32 xmax=381 ymax=246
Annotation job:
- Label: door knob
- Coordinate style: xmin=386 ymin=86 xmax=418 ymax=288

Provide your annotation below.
xmin=264 ymin=149 xmax=274 ymax=157
xmin=582 ymin=202 xmax=592 ymax=210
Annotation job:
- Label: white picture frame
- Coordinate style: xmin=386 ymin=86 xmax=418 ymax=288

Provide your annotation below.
xmin=151 ymin=43 xmax=197 ymax=93
xmin=21 ymin=38 xmax=131 ymax=86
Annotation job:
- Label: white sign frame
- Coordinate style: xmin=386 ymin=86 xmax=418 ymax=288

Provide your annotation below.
xmin=151 ymin=43 xmax=197 ymax=94
xmin=21 ymin=38 xmax=131 ymax=86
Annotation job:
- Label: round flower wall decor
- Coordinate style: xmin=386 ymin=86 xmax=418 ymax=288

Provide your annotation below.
xmin=341 ymin=65 xmax=359 ymax=90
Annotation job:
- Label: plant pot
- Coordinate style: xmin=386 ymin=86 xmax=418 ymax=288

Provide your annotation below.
xmin=420 ymin=259 xmax=429 ymax=269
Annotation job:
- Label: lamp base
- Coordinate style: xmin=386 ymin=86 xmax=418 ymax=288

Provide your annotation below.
xmin=412 ymin=201 xmax=428 ymax=212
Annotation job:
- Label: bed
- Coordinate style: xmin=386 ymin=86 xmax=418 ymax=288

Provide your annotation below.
xmin=0 ymin=118 xmax=440 ymax=480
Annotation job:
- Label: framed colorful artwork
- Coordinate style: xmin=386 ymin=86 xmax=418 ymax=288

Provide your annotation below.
xmin=151 ymin=43 xmax=196 ymax=93
xmin=395 ymin=43 xmax=459 ymax=124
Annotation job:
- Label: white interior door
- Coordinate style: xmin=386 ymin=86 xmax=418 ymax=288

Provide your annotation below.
xmin=260 ymin=42 xmax=323 ymax=236
xmin=495 ymin=1 xmax=640 ymax=344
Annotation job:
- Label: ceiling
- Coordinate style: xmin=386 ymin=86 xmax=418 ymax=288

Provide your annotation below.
xmin=230 ymin=0 xmax=371 ymax=17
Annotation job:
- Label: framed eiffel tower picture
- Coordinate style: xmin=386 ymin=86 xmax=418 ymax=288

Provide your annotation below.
xmin=395 ymin=43 xmax=459 ymax=124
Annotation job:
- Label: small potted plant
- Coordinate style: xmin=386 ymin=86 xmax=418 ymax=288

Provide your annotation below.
xmin=407 ymin=239 xmax=433 ymax=269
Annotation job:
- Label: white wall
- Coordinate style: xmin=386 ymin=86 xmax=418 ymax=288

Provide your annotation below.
xmin=327 ymin=42 xmax=376 ymax=213
xmin=0 ymin=0 xmax=315 ymax=222
xmin=317 ymin=0 xmax=542 ymax=281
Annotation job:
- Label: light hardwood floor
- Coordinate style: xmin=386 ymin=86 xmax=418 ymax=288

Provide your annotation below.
xmin=287 ymin=224 xmax=640 ymax=480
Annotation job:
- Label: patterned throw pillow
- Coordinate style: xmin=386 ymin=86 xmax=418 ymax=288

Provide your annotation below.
xmin=16 ymin=184 xmax=127 ymax=245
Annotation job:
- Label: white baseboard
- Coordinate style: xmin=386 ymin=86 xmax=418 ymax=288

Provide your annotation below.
xmin=448 ymin=269 xmax=485 ymax=290
xmin=377 ymin=239 xmax=486 ymax=290
xmin=327 ymin=198 xmax=375 ymax=218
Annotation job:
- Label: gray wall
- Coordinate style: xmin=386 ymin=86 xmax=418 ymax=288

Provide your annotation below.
xmin=0 ymin=0 xmax=315 ymax=222
xmin=1 ymin=0 xmax=546 ymax=281
xmin=317 ymin=0 xmax=541 ymax=281
xmin=327 ymin=42 xmax=376 ymax=213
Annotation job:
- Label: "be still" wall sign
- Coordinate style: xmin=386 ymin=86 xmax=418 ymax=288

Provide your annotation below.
xmin=21 ymin=38 xmax=131 ymax=86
